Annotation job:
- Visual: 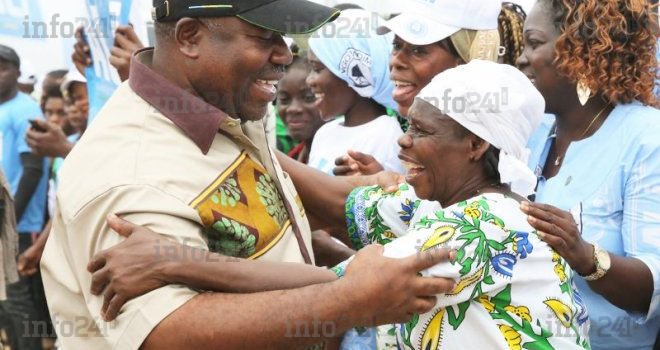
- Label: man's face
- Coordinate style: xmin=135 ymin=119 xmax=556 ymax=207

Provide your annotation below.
xmin=190 ymin=17 xmax=293 ymax=122
xmin=0 ymin=59 xmax=19 ymax=97
xmin=18 ymin=83 xmax=34 ymax=95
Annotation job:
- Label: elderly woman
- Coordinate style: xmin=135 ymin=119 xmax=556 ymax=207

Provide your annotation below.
xmin=516 ymin=1 xmax=660 ymax=349
xmin=331 ymin=60 xmax=588 ymax=350
xmin=85 ymin=60 xmax=589 ymax=350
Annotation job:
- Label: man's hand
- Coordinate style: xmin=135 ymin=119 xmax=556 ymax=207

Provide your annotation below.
xmin=88 ymin=214 xmax=179 ymax=321
xmin=109 ymin=25 xmax=145 ymax=82
xmin=333 ymin=150 xmax=384 ymax=176
xmin=25 ymin=119 xmax=73 ymax=158
xmin=72 ymin=26 xmax=91 ymax=74
xmin=18 ymin=244 xmax=43 ymax=276
xmin=341 ymin=244 xmax=455 ymax=325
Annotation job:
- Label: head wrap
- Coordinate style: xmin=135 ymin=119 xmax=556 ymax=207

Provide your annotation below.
xmin=449 ymin=29 xmax=500 ymax=63
xmin=308 ymin=9 xmax=397 ymax=110
xmin=417 ymin=60 xmax=545 ymax=197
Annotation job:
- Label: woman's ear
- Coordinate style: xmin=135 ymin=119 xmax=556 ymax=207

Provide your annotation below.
xmin=468 ymin=134 xmax=491 ymax=161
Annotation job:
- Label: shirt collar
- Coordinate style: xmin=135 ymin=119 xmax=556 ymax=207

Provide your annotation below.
xmin=128 ymin=47 xmax=230 ymax=154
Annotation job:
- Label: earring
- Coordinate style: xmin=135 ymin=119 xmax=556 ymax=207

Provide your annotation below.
xmin=576 ymin=78 xmax=591 ymax=106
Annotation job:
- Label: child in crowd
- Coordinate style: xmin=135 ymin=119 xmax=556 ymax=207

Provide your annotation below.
xmin=41 ymin=86 xmax=74 ymax=136
xmin=306 ymin=9 xmax=405 ymax=175
xmin=277 ymin=50 xmax=326 ymax=164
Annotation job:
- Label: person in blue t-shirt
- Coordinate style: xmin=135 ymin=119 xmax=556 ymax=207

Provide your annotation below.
xmin=0 ymin=44 xmax=49 ymax=350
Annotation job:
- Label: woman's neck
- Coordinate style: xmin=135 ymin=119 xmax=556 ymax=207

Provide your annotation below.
xmin=554 ymin=97 xmax=613 ymax=142
xmin=343 ymin=97 xmax=386 ymax=127
xmin=439 ymin=173 xmax=503 ymax=208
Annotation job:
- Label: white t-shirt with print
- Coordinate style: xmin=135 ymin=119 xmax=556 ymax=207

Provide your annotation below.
xmin=307 ymin=115 xmax=404 ymax=175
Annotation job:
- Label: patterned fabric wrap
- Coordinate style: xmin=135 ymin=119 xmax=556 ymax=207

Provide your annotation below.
xmin=336 ymin=184 xmax=591 ymax=350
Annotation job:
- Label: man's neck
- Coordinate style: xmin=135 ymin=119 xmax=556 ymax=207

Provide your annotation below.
xmin=151 ymin=48 xmax=199 ymax=98
xmin=0 ymin=87 xmax=18 ymax=104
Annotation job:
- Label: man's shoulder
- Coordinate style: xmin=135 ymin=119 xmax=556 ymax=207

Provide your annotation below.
xmin=0 ymin=92 xmax=41 ymax=119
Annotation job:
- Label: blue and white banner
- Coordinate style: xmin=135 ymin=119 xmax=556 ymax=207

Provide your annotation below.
xmin=0 ymin=0 xmax=43 ymax=38
xmin=84 ymin=0 xmax=133 ymax=122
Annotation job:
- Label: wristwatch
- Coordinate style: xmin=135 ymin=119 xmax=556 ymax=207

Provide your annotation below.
xmin=581 ymin=244 xmax=611 ymax=281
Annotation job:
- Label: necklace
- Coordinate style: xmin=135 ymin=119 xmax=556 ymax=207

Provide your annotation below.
xmin=554 ymin=103 xmax=610 ymax=166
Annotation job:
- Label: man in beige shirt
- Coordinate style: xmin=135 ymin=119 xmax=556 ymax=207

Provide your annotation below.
xmin=40 ymin=1 xmax=455 ymax=349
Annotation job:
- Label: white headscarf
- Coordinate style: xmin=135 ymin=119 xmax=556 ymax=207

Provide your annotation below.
xmin=417 ymin=60 xmax=545 ymax=197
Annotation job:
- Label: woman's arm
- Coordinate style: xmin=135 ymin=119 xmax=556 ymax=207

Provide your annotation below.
xmin=276 ymin=150 xmax=403 ymax=231
xmin=521 ymin=202 xmax=654 ymax=313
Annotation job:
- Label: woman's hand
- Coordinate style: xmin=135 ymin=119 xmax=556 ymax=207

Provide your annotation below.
xmin=520 ymin=202 xmax=595 ymax=276
xmin=88 ymin=214 xmax=185 ymax=321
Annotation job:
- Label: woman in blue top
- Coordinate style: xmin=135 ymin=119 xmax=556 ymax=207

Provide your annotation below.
xmin=516 ymin=0 xmax=660 ymax=349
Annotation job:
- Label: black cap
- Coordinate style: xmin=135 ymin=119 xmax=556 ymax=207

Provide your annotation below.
xmin=152 ymin=0 xmax=340 ymax=34
xmin=0 ymin=45 xmax=20 ymax=68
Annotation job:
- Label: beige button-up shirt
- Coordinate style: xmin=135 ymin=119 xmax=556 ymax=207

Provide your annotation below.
xmin=41 ymin=48 xmax=313 ymax=350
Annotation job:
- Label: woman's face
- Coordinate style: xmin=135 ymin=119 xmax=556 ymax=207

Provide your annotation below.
xmin=306 ymin=49 xmax=357 ymax=121
xmin=515 ymin=2 xmax=573 ymax=113
xmin=276 ymin=66 xmax=325 ymax=143
xmin=389 ymin=35 xmax=462 ymax=117
xmin=397 ymin=99 xmax=472 ymax=202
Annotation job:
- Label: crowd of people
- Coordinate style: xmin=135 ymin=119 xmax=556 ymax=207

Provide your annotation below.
xmin=0 ymin=0 xmax=658 ymax=349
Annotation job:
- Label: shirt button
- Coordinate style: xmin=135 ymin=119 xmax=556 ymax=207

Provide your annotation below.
xmin=565 ymin=176 xmax=572 ymax=186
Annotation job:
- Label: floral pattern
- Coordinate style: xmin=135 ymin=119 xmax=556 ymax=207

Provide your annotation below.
xmin=338 ymin=184 xmax=591 ymax=350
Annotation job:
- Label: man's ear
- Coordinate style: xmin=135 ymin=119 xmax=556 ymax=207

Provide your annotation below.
xmin=468 ymin=134 xmax=491 ymax=162
xmin=174 ymin=18 xmax=203 ymax=59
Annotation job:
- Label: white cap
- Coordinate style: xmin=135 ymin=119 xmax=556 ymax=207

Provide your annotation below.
xmin=377 ymin=0 xmax=502 ymax=45
xmin=60 ymin=66 xmax=87 ymax=93
xmin=417 ymin=60 xmax=545 ymax=196
xmin=18 ymin=61 xmax=37 ymax=85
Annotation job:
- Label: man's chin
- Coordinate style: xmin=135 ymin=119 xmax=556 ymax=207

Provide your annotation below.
xmin=237 ymin=105 xmax=269 ymax=123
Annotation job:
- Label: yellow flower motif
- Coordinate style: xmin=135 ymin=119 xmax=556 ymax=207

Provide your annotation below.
xmin=551 ymin=250 xmax=561 ymax=263
xmin=544 ymin=299 xmax=574 ymax=328
xmin=504 ymin=305 xmax=532 ymax=322
xmin=463 ymin=206 xmax=481 ymax=219
xmin=498 ymin=325 xmax=522 ymax=350
xmin=421 ymin=226 xmax=456 ymax=252
xmin=383 ymin=231 xmax=397 ymax=239
xmin=420 ymin=308 xmax=445 ymax=350
xmin=447 ymin=267 xmax=483 ymax=295
xmin=554 ymin=263 xmax=567 ymax=282
xmin=478 ymin=294 xmax=495 ymax=312
xmin=489 ymin=219 xmax=505 ymax=229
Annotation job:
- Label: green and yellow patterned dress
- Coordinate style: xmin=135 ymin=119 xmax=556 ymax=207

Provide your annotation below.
xmin=333 ymin=184 xmax=591 ymax=350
